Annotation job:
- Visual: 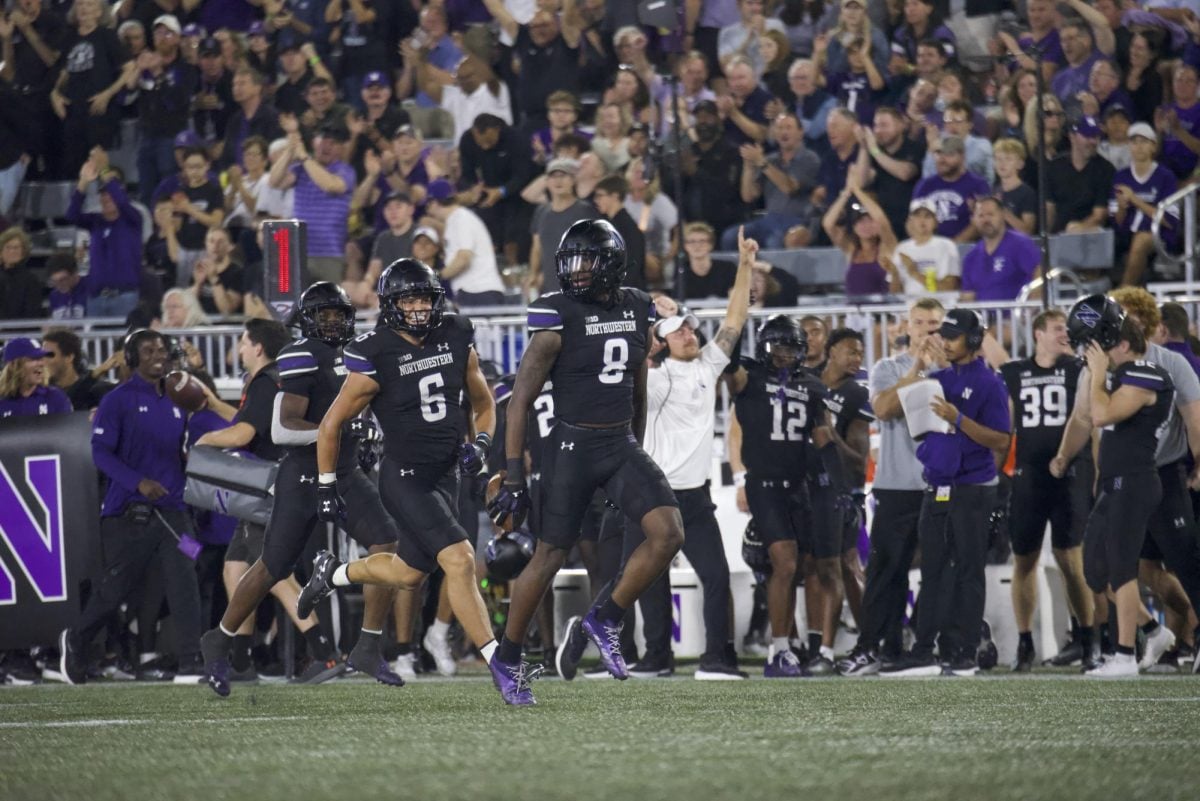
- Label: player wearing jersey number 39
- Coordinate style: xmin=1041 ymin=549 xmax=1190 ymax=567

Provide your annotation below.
xmin=486 ymin=218 xmax=692 ymax=705
xmin=297 ymin=258 xmax=510 ymax=704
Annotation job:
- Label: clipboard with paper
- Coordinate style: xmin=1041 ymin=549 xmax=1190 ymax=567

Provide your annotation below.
xmin=897 ymin=379 xmax=954 ymax=440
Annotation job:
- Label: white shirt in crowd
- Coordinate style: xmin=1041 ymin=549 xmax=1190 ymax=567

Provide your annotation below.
xmin=443 ymin=205 xmax=505 ymax=296
xmin=442 ymin=82 xmax=513 ymax=142
xmin=645 ymin=341 xmax=730 ymax=490
xmin=893 ymin=236 xmax=961 ymax=295
xmin=226 ymin=173 xmax=273 ymax=228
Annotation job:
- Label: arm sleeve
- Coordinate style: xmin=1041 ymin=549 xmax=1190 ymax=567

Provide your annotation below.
xmin=276 ymin=346 xmax=321 ymax=395
xmin=91 ymin=398 xmax=144 ymax=491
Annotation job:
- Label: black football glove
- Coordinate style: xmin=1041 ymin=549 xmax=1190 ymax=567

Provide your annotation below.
xmin=358 ymin=441 xmax=382 ymax=473
xmin=345 ymin=417 xmax=381 ymax=442
xmin=316 ymin=481 xmax=346 ymax=523
xmin=458 ymin=433 xmax=490 ymax=476
xmin=487 ymin=479 xmax=530 ymax=530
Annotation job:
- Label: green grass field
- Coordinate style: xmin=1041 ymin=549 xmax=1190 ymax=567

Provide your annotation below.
xmin=3 ymin=669 xmax=1199 ymax=801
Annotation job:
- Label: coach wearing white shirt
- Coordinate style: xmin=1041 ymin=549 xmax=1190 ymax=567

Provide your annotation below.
xmin=622 ymin=227 xmax=756 ymax=681
xmin=425 ymin=179 xmax=507 ymax=307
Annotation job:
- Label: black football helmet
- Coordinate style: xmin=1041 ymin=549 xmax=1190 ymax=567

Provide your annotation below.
xmin=378 ymin=258 xmax=446 ymax=334
xmin=1067 ymin=294 xmax=1125 ymax=350
xmin=484 ymin=531 xmax=535 ymax=582
xmin=298 ymin=282 xmax=357 ymax=345
xmin=755 ymin=314 xmax=807 ymax=369
xmin=555 ymin=218 xmax=626 ymax=302
xmin=741 ymin=519 xmax=772 ymax=576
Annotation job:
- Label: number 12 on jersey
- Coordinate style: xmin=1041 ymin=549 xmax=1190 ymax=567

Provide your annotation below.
xmin=770 ymin=396 xmax=808 ymax=441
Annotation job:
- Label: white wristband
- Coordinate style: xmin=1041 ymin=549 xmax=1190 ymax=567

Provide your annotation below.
xmin=733 ymin=471 xmax=746 ymax=488
xmin=318 ymin=472 xmax=337 ymax=485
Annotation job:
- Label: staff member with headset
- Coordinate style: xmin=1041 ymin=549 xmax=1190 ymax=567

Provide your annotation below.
xmin=838 ymin=298 xmax=945 ymax=677
xmin=882 ymin=309 xmax=1011 ymax=677
xmin=193 ymin=318 xmax=294 ymax=681
xmin=1055 ymin=297 xmax=1175 ymax=677
xmin=59 ymin=329 xmax=206 ymax=685
xmin=620 ymin=227 xmax=755 ymax=681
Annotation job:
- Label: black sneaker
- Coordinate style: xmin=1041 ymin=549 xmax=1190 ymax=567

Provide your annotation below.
xmin=297 ymin=550 xmax=340 ymax=620
xmin=944 ymin=655 xmax=979 ymax=677
xmin=200 ymin=629 xmax=233 ymax=697
xmin=806 ymin=654 xmax=837 ymax=676
xmin=292 ymin=656 xmax=347 ymax=685
xmin=1081 ymin=644 xmax=1103 ymax=673
xmin=137 ymin=656 xmax=176 ymax=682
xmin=836 ymin=646 xmax=880 ymax=677
xmin=348 ymin=640 xmax=404 ymax=687
xmin=1 ymin=651 xmax=41 ymax=685
xmin=58 ymin=629 xmax=86 ymax=685
xmin=1013 ymin=639 xmax=1035 ymax=673
xmin=1046 ymin=634 xmax=1084 ymax=666
xmin=879 ymin=651 xmax=940 ymax=677
xmin=555 ymin=615 xmax=588 ymax=682
xmin=695 ymin=657 xmax=748 ymax=680
xmin=628 ymin=651 xmax=674 ymax=679
xmin=977 ymin=621 xmax=998 ymax=670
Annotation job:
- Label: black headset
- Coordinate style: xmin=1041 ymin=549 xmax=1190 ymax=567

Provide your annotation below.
xmin=123 ymin=329 xmax=164 ymax=370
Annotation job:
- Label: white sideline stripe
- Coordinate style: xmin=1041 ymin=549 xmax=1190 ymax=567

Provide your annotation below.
xmin=0 ymin=715 xmax=312 ymax=729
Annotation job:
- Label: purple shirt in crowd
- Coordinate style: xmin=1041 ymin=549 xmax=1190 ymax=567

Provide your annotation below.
xmin=1111 ymin=162 xmax=1178 ymax=235
xmin=199 ymin=0 xmax=258 ymax=32
xmin=912 ymin=171 xmax=990 ymax=239
xmin=0 ymin=385 xmax=72 ymax=418
xmin=49 ymin=283 xmax=88 ymax=319
xmin=1051 ymin=52 xmax=1100 ymax=102
xmin=1162 ymin=102 xmax=1200 ymax=178
xmin=962 ymin=229 xmax=1041 ymax=301
xmin=67 ymin=179 xmax=143 ymax=296
xmin=917 ymin=357 xmax=1011 ymax=486
xmin=291 ymin=160 xmax=356 ymax=258
xmin=92 ymin=374 xmax=188 ymax=517
xmin=1164 ymin=340 xmax=1200 ymax=379
xmin=845 ymin=261 xmax=889 ymax=296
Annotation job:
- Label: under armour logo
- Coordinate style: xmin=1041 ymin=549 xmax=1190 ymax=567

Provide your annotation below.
xmin=299 ymin=475 xmax=315 ymax=484
xmin=1113 ymin=477 xmax=1123 ymax=490
xmin=321 ymin=501 xmax=331 ymax=511
xmin=438 ymin=343 xmax=450 ymax=352
xmin=962 ymin=388 xmax=973 ymax=399
xmin=399 ymin=468 xmax=415 ymax=476
xmin=561 ymin=442 xmax=575 ymax=451
xmin=1175 ymin=517 xmax=1187 ymax=529
xmin=38 ymin=404 xmax=48 ymax=415
xmin=623 ymin=310 xmax=635 ymax=319
xmin=138 ymin=405 xmax=149 ymax=413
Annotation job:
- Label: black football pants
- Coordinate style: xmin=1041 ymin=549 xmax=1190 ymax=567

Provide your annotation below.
xmin=856 ymin=489 xmax=924 ymax=658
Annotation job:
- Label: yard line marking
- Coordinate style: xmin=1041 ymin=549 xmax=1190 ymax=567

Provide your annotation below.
xmin=0 ymin=715 xmax=312 ymax=729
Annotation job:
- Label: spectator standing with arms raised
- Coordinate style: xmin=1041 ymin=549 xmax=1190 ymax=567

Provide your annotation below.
xmin=67 ymin=151 xmax=143 ymax=318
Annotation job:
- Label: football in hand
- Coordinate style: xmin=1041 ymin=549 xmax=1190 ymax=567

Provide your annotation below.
xmin=165 ymin=370 xmax=207 ymax=412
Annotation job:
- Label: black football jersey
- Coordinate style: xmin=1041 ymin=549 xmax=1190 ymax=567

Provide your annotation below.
xmin=343 ymin=313 xmax=475 ymax=472
xmin=735 ymin=358 xmax=828 ymax=480
xmin=1099 ymin=360 xmax=1174 ymax=480
xmin=526 ymin=288 xmax=656 ymax=426
xmin=491 ymin=378 xmax=555 ymax=475
xmin=275 ymin=337 xmax=358 ymax=473
xmin=1000 ymin=355 xmax=1082 ymax=467
xmin=824 ymin=375 xmax=874 ymax=441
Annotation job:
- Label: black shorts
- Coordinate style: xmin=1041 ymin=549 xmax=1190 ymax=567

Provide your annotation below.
xmin=804 ymin=474 xmax=843 ymax=559
xmin=1009 ymin=462 xmax=1089 ymax=556
xmin=577 ymin=491 xmax=611 ymax=543
xmin=537 ymin=423 xmax=678 ymax=550
xmin=1084 ymin=472 xmax=1161 ymax=593
xmin=225 ymin=521 xmax=266 ymax=564
xmin=1142 ymin=460 xmax=1196 ymax=563
xmin=378 ymin=457 xmax=469 ymax=574
xmin=261 ymin=456 xmax=400 ymax=580
xmin=746 ymin=477 xmax=807 ymax=548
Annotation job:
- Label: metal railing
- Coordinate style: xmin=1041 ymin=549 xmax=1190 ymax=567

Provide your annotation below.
xmin=1152 ymin=183 xmax=1197 ymax=284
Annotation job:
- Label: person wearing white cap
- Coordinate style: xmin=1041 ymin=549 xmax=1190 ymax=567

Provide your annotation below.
xmin=890 ymin=198 xmax=961 ymax=296
xmin=134 ymin=14 xmax=195 ymax=207
xmin=621 ymin=227 xmax=757 ymax=680
xmin=1111 ymin=122 xmax=1179 ymax=286
xmin=526 ymin=156 xmax=596 ymax=299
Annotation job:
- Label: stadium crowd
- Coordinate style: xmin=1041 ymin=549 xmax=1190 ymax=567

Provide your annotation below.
xmin=4 ymin=0 xmax=1200 ymax=689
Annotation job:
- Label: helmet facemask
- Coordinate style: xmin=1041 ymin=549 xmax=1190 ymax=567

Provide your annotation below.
xmin=382 ymin=288 xmax=445 ymax=334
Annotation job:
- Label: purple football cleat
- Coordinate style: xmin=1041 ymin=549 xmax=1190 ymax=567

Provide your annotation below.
xmin=199 ymin=629 xmax=232 ymax=697
xmin=489 ymin=657 xmax=537 ymax=706
xmin=581 ymin=610 xmax=629 ymax=680
xmin=764 ymin=649 xmax=808 ymax=678
xmin=348 ymin=650 xmax=405 ymax=687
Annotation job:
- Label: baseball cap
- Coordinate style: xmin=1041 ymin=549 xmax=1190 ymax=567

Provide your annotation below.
xmin=1128 ymin=122 xmax=1157 ymax=143
xmin=545 ymin=156 xmax=580 ymax=176
xmin=362 ymin=71 xmax=388 ymax=89
xmin=909 ymin=197 xmax=938 ymax=216
xmin=181 ymin=23 xmax=204 ymax=37
xmin=152 ymin=14 xmax=181 ymax=34
xmin=382 ymin=189 xmax=413 ymax=206
xmin=426 ymin=179 xmax=456 ymax=203
xmin=276 ymin=31 xmax=302 ymax=52
xmin=693 ymin=99 xmax=719 ymax=117
xmin=655 ymin=312 xmax=700 ymax=339
xmin=117 ymin=20 xmax=144 ymax=37
xmin=3 ymin=337 xmax=51 ymax=363
xmin=934 ymin=135 xmax=965 ymax=154
xmin=247 ymin=21 xmax=266 ymax=37
xmin=413 ymin=225 xmax=441 ymax=244
xmin=938 ymin=308 xmax=984 ymax=340
xmin=316 ymin=120 xmax=351 ymax=141
xmin=198 ymin=36 xmax=221 ymax=56
xmin=173 ymin=129 xmax=202 ymax=149
xmin=1071 ymin=115 xmax=1101 ymax=138
xmin=392 ymin=123 xmax=419 ymax=140
xmin=842 ymin=0 xmax=865 ymax=7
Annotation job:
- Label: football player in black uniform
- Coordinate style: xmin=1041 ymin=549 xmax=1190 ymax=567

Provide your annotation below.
xmin=1059 ymin=299 xmax=1175 ymax=677
xmin=728 ymin=314 xmax=846 ymax=677
xmin=297 ymin=259 xmax=507 ymax=703
xmin=1000 ymin=309 xmax=1096 ymax=671
xmin=200 ymin=282 xmax=407 ymax=697
xmin=485 ymin=218 xmax=682 ymax=704
xmin=806 ymin=328 xmax=873 ymax=673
